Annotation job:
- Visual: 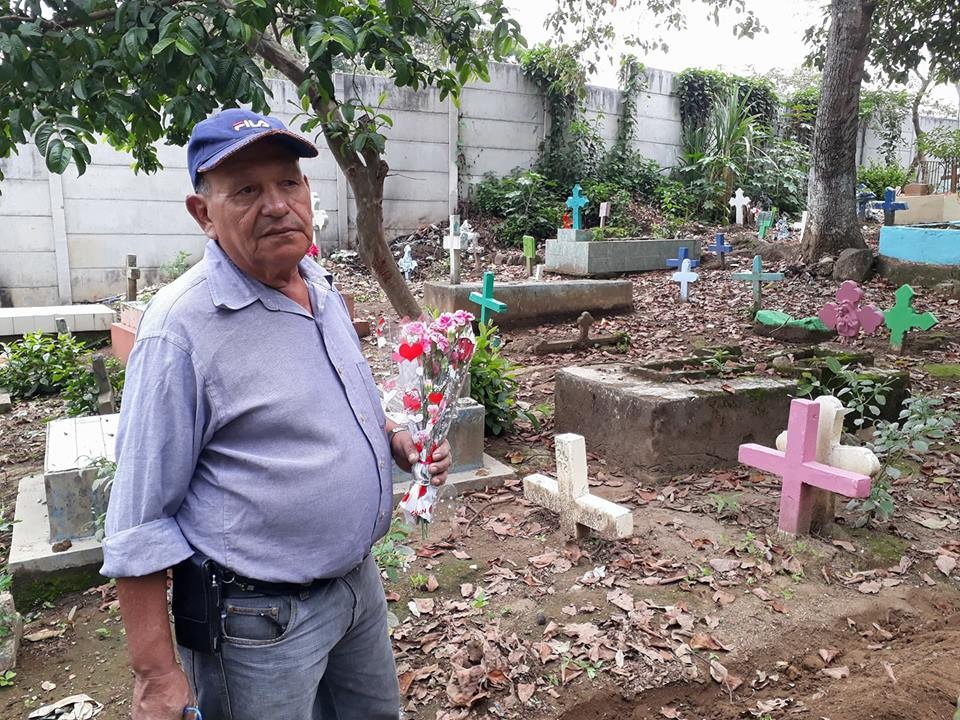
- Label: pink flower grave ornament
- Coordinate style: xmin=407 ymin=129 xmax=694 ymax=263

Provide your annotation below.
xmin=818 ymin=281 xmax=883 ymax=341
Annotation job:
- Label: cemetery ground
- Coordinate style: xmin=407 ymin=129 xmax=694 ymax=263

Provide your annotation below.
xmin=1 ymin=225 xmax=959 ymax=719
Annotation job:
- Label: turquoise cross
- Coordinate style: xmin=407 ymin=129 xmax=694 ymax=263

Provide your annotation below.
xmin=732 ymin=255 xmax=784 ymax=310
xmin=565 ymin=184 xmax=589 ymax=230
xmin=469 ymin=271 xmax=507 ymax=325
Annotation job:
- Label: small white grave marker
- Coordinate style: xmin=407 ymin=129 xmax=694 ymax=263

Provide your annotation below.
xmin=672 ymin=258 xmax=699 ymax=303
xmin=444 ymin=214 xmax=463 ymax=285
xmin=524 ymin=434 xmax=633 ymax=540
xmin=599 ymin=201 xmax=611 ymax=228
xmin=729 ymin=188 xmax=751 ymax=226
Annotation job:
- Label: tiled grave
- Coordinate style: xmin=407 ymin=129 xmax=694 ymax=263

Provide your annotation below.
xmin=0 ymin=304 xmax=116 ymax=337
xmin=545 ymin=237 xmax=702 ymax=276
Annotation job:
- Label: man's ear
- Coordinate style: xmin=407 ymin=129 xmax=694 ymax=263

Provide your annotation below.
xmin=185 ymin=193 xmax=218 ymax=240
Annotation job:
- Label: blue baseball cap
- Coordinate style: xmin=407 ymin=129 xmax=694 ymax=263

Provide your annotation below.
xmin=187 ymin=109 xmax=318 ymax=190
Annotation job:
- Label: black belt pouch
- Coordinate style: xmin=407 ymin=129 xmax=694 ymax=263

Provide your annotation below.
xmin=172 ymin=553 xmax=222 ymax=654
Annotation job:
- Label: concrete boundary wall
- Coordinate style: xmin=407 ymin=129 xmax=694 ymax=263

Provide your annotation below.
xmin=0 ymin=62 xmax=954 ymax=305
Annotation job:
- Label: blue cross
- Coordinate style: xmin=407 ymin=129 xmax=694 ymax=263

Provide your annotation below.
xmin=856 ymin=183 xmax=876 ymax=220
xmin=870 ymin=187 xmax=908 ymax=226
xmin=565 ymin=184 xmax=589 ymax=230
xmin=708 ymin=233 xmax=732 ymax=266
xmin=666 ymin=246 xmax=700 ymax=270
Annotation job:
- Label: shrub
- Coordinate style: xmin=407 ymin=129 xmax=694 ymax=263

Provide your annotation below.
xmin=160 ymin=250 xmax=193 ymax=282
xmin=745 ymin=132 xmax=810 ymax=216
xmin=62 ymin=356 xmax=126 ymax=417
xmin=655 ymin=178 xmax=698 ymax=221
xmin=469 ymin=322 xmax=524 ymax=436
xmin=857 ymin=162 xmax=912 ymax=199
xmin=0 ymin=331 xmax=90 ymax=399
xmin=597 ymin=149 xmax=661 ymax=199
xmin=473 ymin=170 xmax=562 ymax=245
xmin=580 ymin=181 xmax=632 ymax=229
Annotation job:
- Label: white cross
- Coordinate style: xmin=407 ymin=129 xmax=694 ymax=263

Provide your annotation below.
xmin=775 ymin=395 xmax=880 ymax=531
xmin=523 ymin=434 xmax=634 ymax=540
xmin=671 ymin=258 xmax=699 ymax=302
xmin=729 ymin=188 xmax=751 ymax=226
xmin=444 ymin=215 xmax=463 ymax=285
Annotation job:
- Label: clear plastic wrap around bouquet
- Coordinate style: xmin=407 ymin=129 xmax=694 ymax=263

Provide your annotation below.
xmin=378 ymin=310 xmax=476 ymax=532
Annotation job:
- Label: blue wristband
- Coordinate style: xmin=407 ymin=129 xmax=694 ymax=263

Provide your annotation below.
xmin=183 ymin=707 xmax=202 ymax=720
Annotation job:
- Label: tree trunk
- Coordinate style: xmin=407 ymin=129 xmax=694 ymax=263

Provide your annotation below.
xmin=245 ymin=29 xmax=422 ymax=319
xmin=802 ymin=0 xmax=877 ymax=261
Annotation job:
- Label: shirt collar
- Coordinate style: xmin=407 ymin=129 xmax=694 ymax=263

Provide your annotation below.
xmin=203 ymin=239 xmax=334 ymax=312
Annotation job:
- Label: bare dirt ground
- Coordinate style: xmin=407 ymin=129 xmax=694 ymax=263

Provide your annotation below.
xmin=1 ymin=223 xmax=958 ymax=719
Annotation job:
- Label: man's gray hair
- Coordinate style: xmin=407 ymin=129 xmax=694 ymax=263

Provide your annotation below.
xmin=195 ymin=174 xmax=210 ymax=195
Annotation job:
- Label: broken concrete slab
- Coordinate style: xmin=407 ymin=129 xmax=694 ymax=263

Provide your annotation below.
xmin=44 ymin=414 xmax=117 ymax=543
xmin=555 ymin=364 xmax=798 ymax=474
xmin=545 ymin=237 xmax=702 ymax=276
xmin=423 ymin=279 xmax=633 ymax=329
xmin=391 ymin=453 xmax=515 ymax=505
xmin=0 ymin=392 xmax=11 ymax=414
xmin=8 ymin=475 xmax=104 ymax=608
xmin=0 ymin=591 xmax=22 ymax=673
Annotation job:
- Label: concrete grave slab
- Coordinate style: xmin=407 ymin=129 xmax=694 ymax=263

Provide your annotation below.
xmin=8 ymin=475 xmax=104 ymax=608
xmin=423 ymin=279 xmax=633 ymax=329
xmin=44 ymin=414 xmax=117 ymax=543
xmin=555 ymin=364 xmax=798 ymax=474
xmin=545 ymin=237 xmax=701 ymax=276
xmin=391 ymin=453 xmax=515 ymax=505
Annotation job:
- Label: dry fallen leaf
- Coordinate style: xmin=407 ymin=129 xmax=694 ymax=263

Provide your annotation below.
xmin=818 ymin=647 xmax=840 ymax=665
xmin=821 ymin=665 xmax=850 ymax=679
xmin=460 ymin=583 xmax=474 ymax=598
xmin=24 ymin=628 xmax=64 ymax=643
xmin=832 ymin=540 xmax=857 ymax=553
xmin=659 ymin=706 xmax=681 ymax=719
xmin=936 ymin=555 xmax=956 ymax=577
xmin=709 ymin=558 xmax=741 ymax=573
xmin=426 ymin=574 xmax=439 ymax=592
xmin=690 ymin=633 xmax=729 ymax=652
xmin=606 ymin=589 xmax=635 ymax=612
xmin=713 ymin=590 xmax=736 ymax=606
xmin=858 ymin=579 xmax=882 ymax=594
xmin=709 ymin=659 xmax=743 ymax=691
xmin=882 ymin=661 xmax=897 ymax=683
xmin=517 ymin=683 xmax=536 ymax=704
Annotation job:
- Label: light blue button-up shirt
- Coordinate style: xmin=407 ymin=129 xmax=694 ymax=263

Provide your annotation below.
xmin=101 ymin=240 xmax=392 ymax=583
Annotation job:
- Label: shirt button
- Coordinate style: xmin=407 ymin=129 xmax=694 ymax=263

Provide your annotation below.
xmin=360 ymin=414 xmax=367 ymax=422
xmin=379 ymin=461 xmax=384 ymax=470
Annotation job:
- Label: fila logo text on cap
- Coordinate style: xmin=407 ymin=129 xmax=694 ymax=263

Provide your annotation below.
xmin=232 ymin=118 xmax=271 ymax=131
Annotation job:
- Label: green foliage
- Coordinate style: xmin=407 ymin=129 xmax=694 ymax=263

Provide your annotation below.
xmin=860 ymin=90 xmax=908 ymax=165
xmin=469 ymin=322 xmax=523 ymax=436
xmin=0 ymin=0 xmax=523 ymax=189
xmin=372 ymin=520 xmax=414 ymax=583
xmin=160 ymin=250 xmax=193 ymax=282
xmin=857 ymin=162 xmax=912 ymax=199
xmin=675 ymin=68 xmax=777 ymax=135
xmin=744 ymin=133 xmax=810 ymax=216
xmin=676 ymin=89 xmax=759 ymax=222
xmin=655 ymin=179 xmax=696 ymax=221
xmin=580 ymin=181 xmax=631 ymax=229
xmin=0 ymin=670 xmax=15 ymax=687
xmin=784 ymin=86 xmax=819 ymax=146
xmin=849 ymin=396 xmax=958 ymax=526
xmin=0 ymin=331 xmax=89 ymax=399
xmin=62 ymin=356 xmax=125 ymax=417
xmin=86 ymin=457 xmax=117 ymax=540
xmin=473 ymin=170 xmax=562 ymax=245
xmin=918 ymin=127 xmax=960 ymax=160
xmin=796 ymin=357 xmax=893 ymax=430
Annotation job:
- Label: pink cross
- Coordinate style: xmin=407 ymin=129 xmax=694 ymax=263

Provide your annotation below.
xmin=738 ymin=399 xmax=872 ymax=535
xmin=818 ymin=281 xmax=884 ymax=341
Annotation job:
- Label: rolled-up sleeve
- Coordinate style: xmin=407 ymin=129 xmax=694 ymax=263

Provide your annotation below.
xmin=101 ymin=334 xmax=213 ymax=578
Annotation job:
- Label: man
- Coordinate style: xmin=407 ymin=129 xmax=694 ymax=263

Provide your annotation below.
xmin=101 ymin=108 xmax=450 ymax=720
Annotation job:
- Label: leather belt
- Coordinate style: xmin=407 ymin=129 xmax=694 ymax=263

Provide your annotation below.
xmin=218 ymin=555 xmax=368 ymax=597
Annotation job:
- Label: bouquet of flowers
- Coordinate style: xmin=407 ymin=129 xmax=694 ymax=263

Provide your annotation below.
xmin=378 ymin=310 xmax=476 ymax=533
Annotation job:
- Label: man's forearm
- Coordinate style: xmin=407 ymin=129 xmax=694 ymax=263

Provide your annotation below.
xmin=117 ymin=573 xmax=180 ymax=676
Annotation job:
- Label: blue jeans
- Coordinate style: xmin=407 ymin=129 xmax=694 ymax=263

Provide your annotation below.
xmin=180 ymin=555 xmax=400 ymax=720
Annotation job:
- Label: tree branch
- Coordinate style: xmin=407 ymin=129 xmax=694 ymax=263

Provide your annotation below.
xmin=1 ymin=0 xmax=183 ymax=31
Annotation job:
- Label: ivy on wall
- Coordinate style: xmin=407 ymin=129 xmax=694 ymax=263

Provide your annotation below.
xmin=675 ymin=68 xmax=778 ymax=133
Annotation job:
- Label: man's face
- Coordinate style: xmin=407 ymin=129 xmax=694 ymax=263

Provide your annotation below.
xmin=186 ymin=139 xmax=312 ymax=279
